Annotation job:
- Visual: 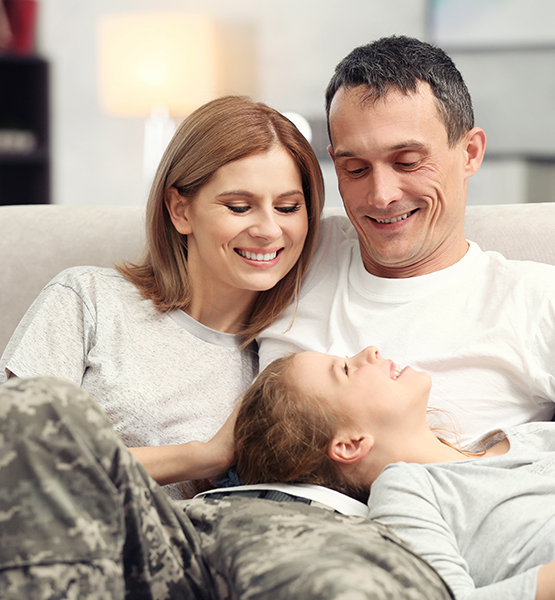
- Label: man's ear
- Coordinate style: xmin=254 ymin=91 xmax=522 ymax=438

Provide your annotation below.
xmin=462 ymin=127 xmax=486 ymax=178
xmin=328 ymin=433 xmax=373 ymax=465
xmin=327 ymin=144 xmax=336 ymax=164
xmin=165 ymin=187 xmax=193 ymax=235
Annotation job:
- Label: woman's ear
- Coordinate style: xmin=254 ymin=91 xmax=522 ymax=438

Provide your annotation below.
xmin=165 ymin=187 xmax=193 ymax=235
xmin=328 ymin=433 xmax=373 ymax=465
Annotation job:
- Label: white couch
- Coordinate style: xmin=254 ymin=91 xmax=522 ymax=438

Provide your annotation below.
xmin=1 ymin=202 xmax=555 ymax=356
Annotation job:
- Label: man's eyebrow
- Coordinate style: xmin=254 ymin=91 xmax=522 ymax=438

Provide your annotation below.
xmin=389 ymin=140 xmax=428 ymax=152
xmin=333 ymin=140 xmax=428 ymax=159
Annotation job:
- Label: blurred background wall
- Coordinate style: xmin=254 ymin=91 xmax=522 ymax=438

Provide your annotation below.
xmin=11 ymin=0 xmax=555 ymax=207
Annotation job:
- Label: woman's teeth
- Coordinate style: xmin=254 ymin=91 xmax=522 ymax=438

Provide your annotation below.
xmin=237 ymin=249 xmax=278 ymax=261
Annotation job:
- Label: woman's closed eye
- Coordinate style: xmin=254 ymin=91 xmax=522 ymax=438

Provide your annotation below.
xmin=276 ymin=204 xmax=303 ymax=214
xmin=226 ymin=205 xmax=250 ymax=214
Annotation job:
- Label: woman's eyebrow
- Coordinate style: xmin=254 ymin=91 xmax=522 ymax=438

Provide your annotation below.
xmin=216 ymin=190 xmax=304 ymax=199
xmin=216 ymin=190 xmax=256 ymax=198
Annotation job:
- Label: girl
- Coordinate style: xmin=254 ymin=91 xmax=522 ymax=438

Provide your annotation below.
xmin=233 ymin=347 xmax=555 ymax=600
xmin=0 ymin=95 xmax=324 ymax=498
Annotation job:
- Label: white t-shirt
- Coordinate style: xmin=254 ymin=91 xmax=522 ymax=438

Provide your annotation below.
xmin=258 ymin=215 xmax=555 ymax=448
xmin=1 ymin=267 xmax=258 ymax=496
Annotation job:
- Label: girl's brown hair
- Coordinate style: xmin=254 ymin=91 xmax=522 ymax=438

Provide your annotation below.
xmin=234 ymin=354 xmax=369 ymax=502
xmin=118 ymin=96 xmax=324 ymax=346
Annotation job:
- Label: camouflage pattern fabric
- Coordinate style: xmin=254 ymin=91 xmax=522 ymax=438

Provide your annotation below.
xmin=0 ymin=377 xmax=453 ymax=600
xmin=0 ymin=376 xmax=214 ymax=600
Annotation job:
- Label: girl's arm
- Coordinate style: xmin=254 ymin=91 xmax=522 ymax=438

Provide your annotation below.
xmin=369 ymin=464 xmax=540 ymax=600
xmin=130 ymin=403 xmax=238 ymax=485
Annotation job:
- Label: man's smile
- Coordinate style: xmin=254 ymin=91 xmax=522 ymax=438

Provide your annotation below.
xmin=371 ymin=209 xmax=419 ymax=225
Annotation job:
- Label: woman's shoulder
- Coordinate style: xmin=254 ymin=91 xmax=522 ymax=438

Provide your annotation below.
xmin=47 ymin=266 xmax=132 ymax=293
xmin=42 ymin=266 xmax=145 ymax=311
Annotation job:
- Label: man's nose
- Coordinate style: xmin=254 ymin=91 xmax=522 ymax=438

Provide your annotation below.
xmin=369 ymin=166 xmax=403 ymax=208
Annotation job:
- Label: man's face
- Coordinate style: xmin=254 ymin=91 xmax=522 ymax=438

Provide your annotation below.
xmin=328 ymin=84 xmax=479 ymax=278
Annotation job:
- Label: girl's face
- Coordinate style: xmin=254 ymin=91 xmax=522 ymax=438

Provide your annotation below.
xmin=168 ymin=146 xmax=308 ymax=303
xmin=290 ymin=346 xmax=432 ymax=428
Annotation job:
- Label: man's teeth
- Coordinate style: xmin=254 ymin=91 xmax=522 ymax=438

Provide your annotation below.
xmin=375 ymin=211 xmax=412 ymax=224
xmin=237 ymin=249 xmax=278 ymax=261
xmin=393 ymin=363 xmax=402 ymax=380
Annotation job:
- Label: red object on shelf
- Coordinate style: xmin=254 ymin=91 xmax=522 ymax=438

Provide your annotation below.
xmin=3 ymin=0 xmax=37 ymax=55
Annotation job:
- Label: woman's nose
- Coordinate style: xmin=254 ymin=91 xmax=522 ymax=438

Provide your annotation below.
xmin=249 ymin=212 xmax=282 ymax=240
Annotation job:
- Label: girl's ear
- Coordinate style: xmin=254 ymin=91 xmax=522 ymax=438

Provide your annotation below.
xmin=165 ymin=187 xmax=193 ymax=235
xmin=328 ymin=433 xmax=373 ymax=465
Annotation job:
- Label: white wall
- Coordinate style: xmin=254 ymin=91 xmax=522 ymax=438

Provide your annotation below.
xmin=35 ymin=0 xmax=555 ymax=207
xmin=36 ymin=0 xmax=427 ymax=207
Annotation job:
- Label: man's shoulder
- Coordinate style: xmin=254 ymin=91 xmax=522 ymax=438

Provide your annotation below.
xmin=481 ymin=247 xmax=555 ymax=288
xmin=311 ymin=212 xmax=358 ymax=264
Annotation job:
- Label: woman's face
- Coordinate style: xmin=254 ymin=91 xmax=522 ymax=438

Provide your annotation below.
xmin=170 ymin=146 xmax=308 ymax=302
xmin=290 ymin=346 xmax=432 ymax=428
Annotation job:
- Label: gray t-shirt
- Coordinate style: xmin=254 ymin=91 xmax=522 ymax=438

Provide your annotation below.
xmin=1 ymin=266 xmax=258 ymax=497
xmin=368 ymin=422 xmax=555 ymax=600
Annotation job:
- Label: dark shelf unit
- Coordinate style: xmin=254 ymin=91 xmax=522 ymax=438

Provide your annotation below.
xmin=0 ymin=55 xmax=49 ymax=205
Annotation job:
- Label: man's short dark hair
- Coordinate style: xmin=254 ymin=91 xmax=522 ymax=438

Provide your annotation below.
xmin=325 ymin=35 xmax=474 ymax=146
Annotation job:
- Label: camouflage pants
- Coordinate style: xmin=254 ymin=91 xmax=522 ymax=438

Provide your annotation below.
xmin=0 ymin=377 xmax=452 ymax=600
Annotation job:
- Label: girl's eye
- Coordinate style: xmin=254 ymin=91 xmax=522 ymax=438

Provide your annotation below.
xmin=276 ymin=204 xmax=302 ymax=214
xmin=227 ymin=205 xmax=249 ymax=214
xmin=343 ymin=362 xmax=349 ymax=375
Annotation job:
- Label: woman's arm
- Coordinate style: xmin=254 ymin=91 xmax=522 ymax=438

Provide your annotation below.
xmin=1 ymin=273 xmax=89 ymax=384
xmin=130 ymin=403 xmax=238 ymax=485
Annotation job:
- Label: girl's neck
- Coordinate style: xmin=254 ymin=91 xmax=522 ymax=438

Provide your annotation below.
xmin=364 ymin=427 xmax=471 ymax=487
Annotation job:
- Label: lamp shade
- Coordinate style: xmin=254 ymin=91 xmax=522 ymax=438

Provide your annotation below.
xmin=98 ymin=12 xmax=219 ymax=117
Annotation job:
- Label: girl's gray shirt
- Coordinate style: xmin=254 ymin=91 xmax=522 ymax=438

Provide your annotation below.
xmin=368 ymin=421 xmax=555 ymax=600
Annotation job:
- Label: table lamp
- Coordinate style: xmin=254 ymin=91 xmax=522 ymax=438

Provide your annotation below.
xmin=98 ymin=12 xmax=220 ymax=189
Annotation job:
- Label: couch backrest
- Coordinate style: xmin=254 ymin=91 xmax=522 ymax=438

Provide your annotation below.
xmin=0 ymin=205 xmax=146 ymax=357
xmin=1 ymin=202 xmax=554 ymax=356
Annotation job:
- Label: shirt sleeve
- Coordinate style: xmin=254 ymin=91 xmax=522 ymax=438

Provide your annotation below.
xmin=0 ymin=270 xmax=94 ymax=384
xmin=368 ymin=463 xmax=539 ymax=600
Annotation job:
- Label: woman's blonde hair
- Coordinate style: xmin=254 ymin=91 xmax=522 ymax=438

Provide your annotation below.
xmin=234 ymin=354 xmax=369 ymax=502
xmin=118 ymin=96 xmax=324 ymax=346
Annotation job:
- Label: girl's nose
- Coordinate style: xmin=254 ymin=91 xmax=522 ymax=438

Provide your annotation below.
xmin=354 ymin=345 xmax=380 ymax=365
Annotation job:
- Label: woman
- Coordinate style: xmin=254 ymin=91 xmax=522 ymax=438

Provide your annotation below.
xmin=232 ymin=347 xmax=555 ymax=600
xmin=0 ymin=95 xmax=324 ymax=498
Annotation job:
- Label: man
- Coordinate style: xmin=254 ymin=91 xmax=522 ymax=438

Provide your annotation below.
xmin=258 ymin=35 xmax=555 ymax=448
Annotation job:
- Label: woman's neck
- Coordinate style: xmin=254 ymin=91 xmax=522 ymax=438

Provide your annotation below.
xmin=185 ymin=290 xmax=258 ymax=334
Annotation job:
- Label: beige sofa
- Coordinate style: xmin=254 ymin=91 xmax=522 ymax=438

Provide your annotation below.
xmin=1 ymin=202 xmax=555 ymax=357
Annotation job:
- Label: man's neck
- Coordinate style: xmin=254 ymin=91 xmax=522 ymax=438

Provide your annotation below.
xmin=362 ymin=238 xmax=470 ymax=279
